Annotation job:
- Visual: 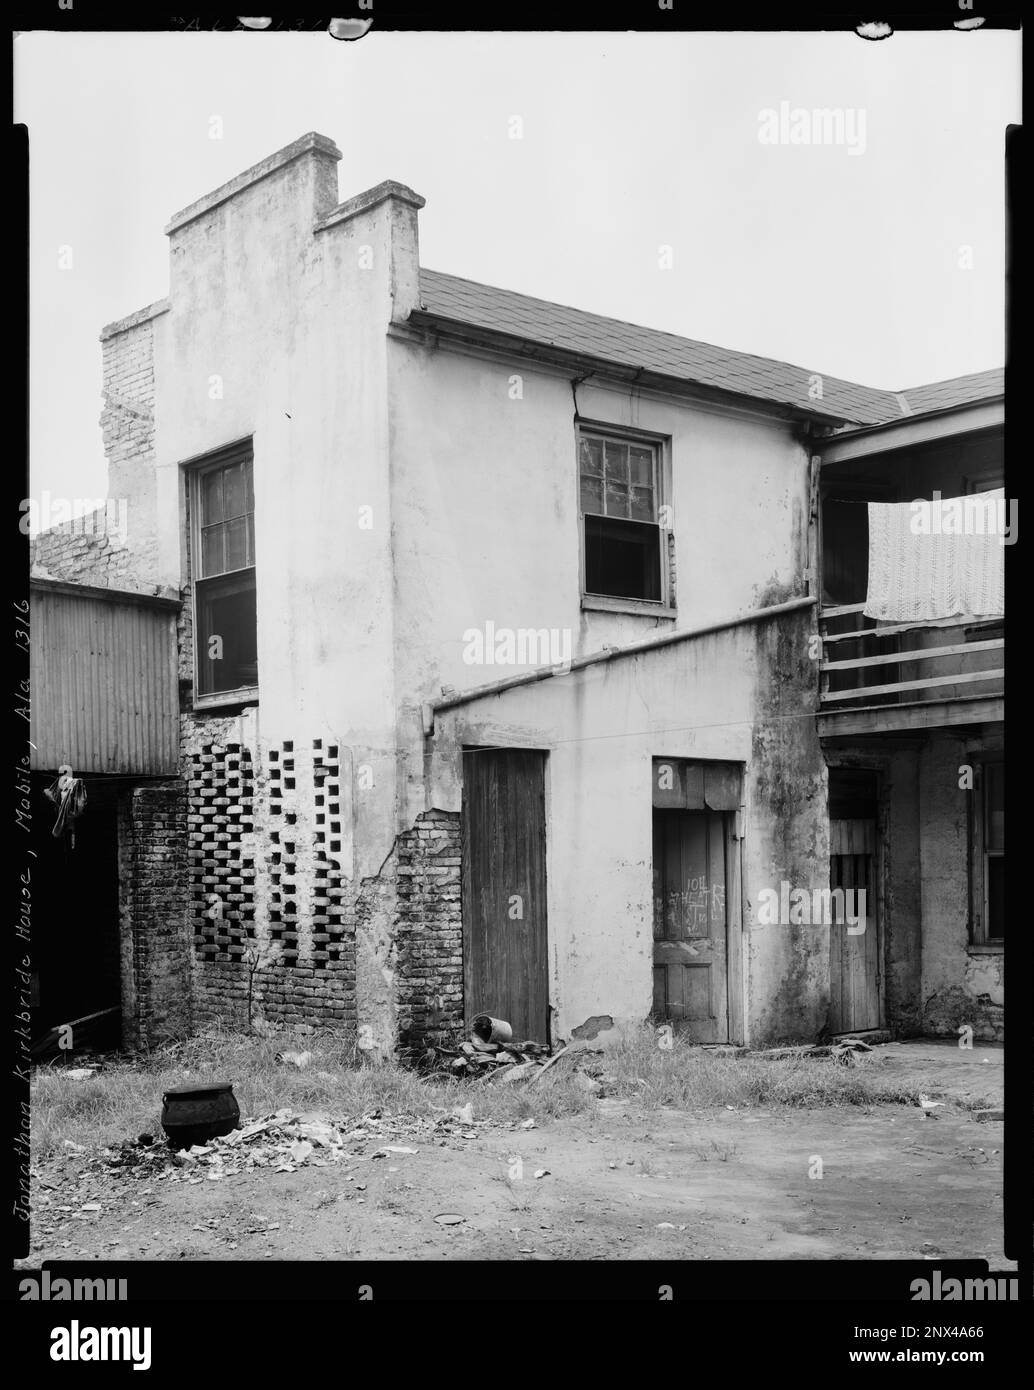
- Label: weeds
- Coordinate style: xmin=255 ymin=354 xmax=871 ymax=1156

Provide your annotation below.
xmin=30 ymin=1024 xmax=966 ymax=1163
xmin=692 ymin=1138 xmax=739 ymax=1163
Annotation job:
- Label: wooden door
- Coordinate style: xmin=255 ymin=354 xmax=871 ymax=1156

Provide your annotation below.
xmin=652 ymin=809 xmax=729 ymax=1043
xmin=829 ymin=819 xmax=879 ymax=1032
xmin=462 ymin=749 xmax=549 ymax=1043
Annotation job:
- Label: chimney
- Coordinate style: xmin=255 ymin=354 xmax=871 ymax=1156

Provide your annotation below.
xmin=314 ymin=179 xmax=426 ymax=325
xmin=164 ymin=131 xmax=343 ymax=296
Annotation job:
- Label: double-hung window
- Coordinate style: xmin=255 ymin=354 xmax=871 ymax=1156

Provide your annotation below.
xmin=189 ymin=443 xmax=258 ymax=701
xmin=579 ymin=429 xmax=665 ymax=604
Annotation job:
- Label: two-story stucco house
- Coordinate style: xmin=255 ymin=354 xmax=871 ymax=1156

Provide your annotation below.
xmin=29 ymin=132 xmax=1005 ymax=1056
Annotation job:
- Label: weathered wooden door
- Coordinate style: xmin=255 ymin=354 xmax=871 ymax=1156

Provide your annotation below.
xmin=652 ymin=809 xmax=729 ymax=1043
xmin=462 ymin=749 xmax=549 ymax=1043
xmin=829 ymin=818 xmax=879 ymax=1032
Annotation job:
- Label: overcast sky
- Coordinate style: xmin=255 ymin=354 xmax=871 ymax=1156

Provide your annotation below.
xmin=17 ymin=28 xmax=1020 ymax=513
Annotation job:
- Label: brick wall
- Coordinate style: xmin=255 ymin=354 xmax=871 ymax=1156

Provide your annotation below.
xmin=117 ymin=782 xmax=192 ymax=1047
xmin=185 ymin=717 xmax=358 ymax=1036
xmin=396 ymin=810 xmax=463 ymax=1050
xmin=31 ymin=309 xmax=162 ymax=595
xmin=30 ymin=507 xmax=145 ymax=592
xmin=186 ymin=730 xmax=257 ymax=1031
xmin=100 ymin=313 xmax=160 ymax=576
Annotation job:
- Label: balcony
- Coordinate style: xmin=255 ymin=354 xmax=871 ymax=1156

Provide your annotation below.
xmin=818 ymin=603 xmax=1004 ymax=737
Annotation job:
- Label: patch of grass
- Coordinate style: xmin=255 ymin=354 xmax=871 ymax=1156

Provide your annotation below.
xmin=30 ymin=1026 xmax=592 ymax=1161
xmin=691 ymin=1138 xmax=739 ymax=1163
xmin=594 ymin=1028 xmax=924 ymax=1111
xmin=31 ymin=1025 xmax=943 ymax=1162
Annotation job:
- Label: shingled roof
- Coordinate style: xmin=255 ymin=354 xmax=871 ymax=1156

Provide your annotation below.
xmin=896 ymin=368 xmax=1005 ymax=418
xmin=416 ymin=269 xmax=1003 ymax=430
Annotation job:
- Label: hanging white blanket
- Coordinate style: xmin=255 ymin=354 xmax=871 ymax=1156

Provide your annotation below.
xmin=864 ymin=489 xmax=1006 ymax=621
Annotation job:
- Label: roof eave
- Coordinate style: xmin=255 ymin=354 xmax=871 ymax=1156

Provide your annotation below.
xmin=403 ymin=309 xmax=861 ymax=428
xmin=819 ymin=395 xmax=1005 ymax=465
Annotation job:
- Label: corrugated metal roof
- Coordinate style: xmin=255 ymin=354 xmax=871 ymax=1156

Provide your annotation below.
xmin=29 ymin=584 xmax=180 ymax=776
xmin=416 ymin=269 xmax=1002 ymax=428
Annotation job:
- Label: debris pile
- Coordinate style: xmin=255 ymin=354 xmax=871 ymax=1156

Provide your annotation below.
xmin=756 ymin=1037 xmax=873 ymax=1066
xmin=441 ymin=1036 xmax=559 ymax=1081
xmin=73 ymin=1106 xmax=500 ymax=1186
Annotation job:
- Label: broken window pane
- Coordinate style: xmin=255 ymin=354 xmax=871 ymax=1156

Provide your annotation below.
xmin=630 ymin=485 xmax=654 ymax=521
xmin=629 ymin=446 xmax=653 ymax=487
xmin=604 ymin=441 xmax=627 ymax=481
xmin=605 ymin=479 xmax=630 ymax=518
xmin=580 ymin=438 xmax=603 ymax=475
xmin=580 ymin=474 xmax=604 ymax=514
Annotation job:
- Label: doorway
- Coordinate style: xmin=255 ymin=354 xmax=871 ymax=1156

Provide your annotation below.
xmin=461 ymin=748 xmax=549 ymax=1043
xmin=828 ymin=768 xmax=881 ymax=1033
xmin=31 ymin=773 xmax=122 ymax=1052
xmin=652 ymin=808 xmax=730 ymax=1042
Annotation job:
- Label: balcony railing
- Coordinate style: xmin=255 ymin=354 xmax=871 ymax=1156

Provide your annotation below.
xmin=819 ymin=603 xmax=1004 ymax=727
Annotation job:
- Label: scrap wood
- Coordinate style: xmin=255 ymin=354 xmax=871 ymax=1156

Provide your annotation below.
xmin=533 ymin=1045 xmax=575 ymax=1082
xmin=754 ymin=1044 xmax=817 ymax=1060
xmin=497 ymin=1061 xmax=540 ymax=1084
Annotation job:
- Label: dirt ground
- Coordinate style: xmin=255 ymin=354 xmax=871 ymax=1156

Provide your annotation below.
xmin=24 ymin=1041 xmax=1006 ymax=1264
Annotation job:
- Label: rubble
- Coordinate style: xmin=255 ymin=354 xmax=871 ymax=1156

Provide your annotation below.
xmin=434 ymin=1022 xmax=562 ymax=1080
xmin=56 ymin=1103 xmax=510 ymax=1189
xmin=755 ymin=1037 xmax=874 ymax=1065
xmin=275 ymin=1050 xmax=313 ymax=1070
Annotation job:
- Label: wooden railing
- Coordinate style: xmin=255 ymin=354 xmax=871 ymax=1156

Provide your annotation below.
xmin=819 ymin=603 xmax=1004 ymax=711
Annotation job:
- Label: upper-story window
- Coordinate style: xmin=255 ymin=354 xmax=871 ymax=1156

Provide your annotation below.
xmin=579 ymin=428 xmax=666 ymax=604
xmin=189 ymin=442 xmax=258 ymax=701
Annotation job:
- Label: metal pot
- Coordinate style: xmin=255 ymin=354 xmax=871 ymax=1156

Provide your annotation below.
xmin=161 ymin=1081 xmax=240 ymax=1150
xmin=471 ymin=1014 xmax=513 ymax=1044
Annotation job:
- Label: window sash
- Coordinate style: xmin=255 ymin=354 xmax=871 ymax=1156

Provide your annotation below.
xmin=580 ymin=433 xmax=658 ymax=523
xmin=195 ymin=568 xmax=258 ymax=697
xmin=195 ymin=455 xmax=255 ymax=579
xmin=201 ymin=513 xmax=255 ymax=577
xmin=189 ymin=443 xmax=257 ymax=701
xmin=579 ymin=429 xmax=665 ymax=603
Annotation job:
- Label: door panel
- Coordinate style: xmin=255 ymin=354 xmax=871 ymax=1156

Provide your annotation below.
xmin=462 ymin=749 xmax=548 ymax=1042
xmin=652 ymin=809 xmax=729 ymax=1042
xmin=829 ymin=834 xmax=879 ymax=1032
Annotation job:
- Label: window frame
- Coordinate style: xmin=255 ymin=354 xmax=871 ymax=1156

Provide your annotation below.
xmin=186 ymin=439 xmax=259 ymax=709
xmin=969 ymin=757 xmax=1004 ymax=947
xmin=576 ymin=420 xmax=673 ymax=615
